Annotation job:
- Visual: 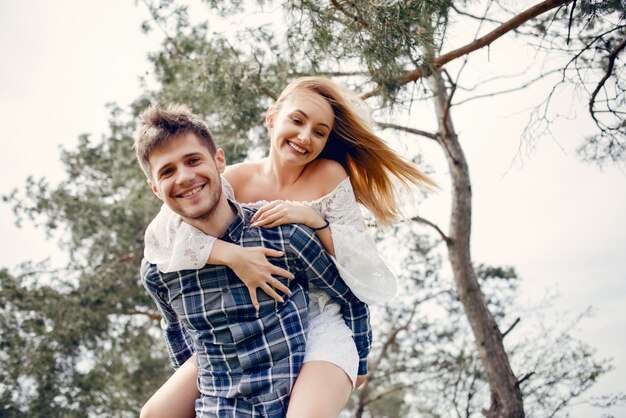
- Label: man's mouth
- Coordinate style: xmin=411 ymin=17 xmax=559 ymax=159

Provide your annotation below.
xmin=178 ymin=185 xmax=204 ymax=198
xmin=287 ymin=141 xmax=308 ymax=154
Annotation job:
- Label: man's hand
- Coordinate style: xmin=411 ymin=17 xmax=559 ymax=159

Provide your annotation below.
xmin=355 ymin=375 xmax=367 ymax=389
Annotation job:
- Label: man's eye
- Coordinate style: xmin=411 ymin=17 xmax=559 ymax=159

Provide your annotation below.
xmin=189 ymin=158 xmax=200 ymax=164
xmin=160 ymin=169 xmax=173 ymax=177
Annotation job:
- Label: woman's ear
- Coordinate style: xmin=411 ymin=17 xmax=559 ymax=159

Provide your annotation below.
xmin=265 ymin=105 xmax=277 ymax=129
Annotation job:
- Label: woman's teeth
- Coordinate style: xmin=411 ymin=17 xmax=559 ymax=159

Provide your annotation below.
xmin=288 ymin=141 xmax=307 ymax=154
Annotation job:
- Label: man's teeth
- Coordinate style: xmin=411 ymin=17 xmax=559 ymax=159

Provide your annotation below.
xmin=288 ymin=141 xmax=307 ymax=154
xmin=181 ymin=186 xmax=202 ymax=198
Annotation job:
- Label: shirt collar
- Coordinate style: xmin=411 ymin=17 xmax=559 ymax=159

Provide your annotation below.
xmin=222 ymin=198 xmax=248 ymax=243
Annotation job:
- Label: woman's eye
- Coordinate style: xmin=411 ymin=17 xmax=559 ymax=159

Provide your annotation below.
xmin=315 ymin=131 xmax=325 ymax=137
xmin=291 ymin=117 xmax=302 ymax=125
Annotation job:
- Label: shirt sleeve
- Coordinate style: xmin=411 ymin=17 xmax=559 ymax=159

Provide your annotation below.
xmin=289 ymin=226 xmax=372 ymax=375
xmin=140 ymin=260 xmax=194 ymax=369
xmin=143 ymin=175 xmax=236 ymax=273
xmin=318 ymin=178 xmax=398 ymax=304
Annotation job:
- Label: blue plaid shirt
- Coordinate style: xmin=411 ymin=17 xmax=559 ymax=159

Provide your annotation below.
xmin=141 ymin=199 xmax=371 ymax=410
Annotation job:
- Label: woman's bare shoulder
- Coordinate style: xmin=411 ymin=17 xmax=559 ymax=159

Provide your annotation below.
xmin=224 ymin=162 xmax=260 ymax=190
xmin=307 ymin=158 xmax=349 ymax=193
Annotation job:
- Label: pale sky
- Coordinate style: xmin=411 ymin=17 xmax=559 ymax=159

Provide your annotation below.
xmin=1 ymin=1 xmax=624 ymax=417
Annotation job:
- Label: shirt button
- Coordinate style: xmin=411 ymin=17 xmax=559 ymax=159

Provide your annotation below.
xmin=222 ymin=287 xmax=229 ymax=293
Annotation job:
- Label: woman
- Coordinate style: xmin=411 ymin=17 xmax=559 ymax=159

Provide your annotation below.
xmin=141 ymin=76 xmax=435 ymax=418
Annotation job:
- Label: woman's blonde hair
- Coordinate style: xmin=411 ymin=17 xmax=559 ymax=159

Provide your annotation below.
xmin=267 ymin=76 xmax=436 ymax=225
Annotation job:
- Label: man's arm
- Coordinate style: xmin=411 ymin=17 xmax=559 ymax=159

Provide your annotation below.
xmin=288 ymin=226 xmax=372 ymax=376
xmin=141 ymin=260 xmax=194 ymax=369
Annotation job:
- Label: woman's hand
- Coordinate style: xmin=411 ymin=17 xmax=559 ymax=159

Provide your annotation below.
xmin=251 ymin=201 xmax=326 ymax=229
xmin=224 ymin=245 xmax=295 ymax=310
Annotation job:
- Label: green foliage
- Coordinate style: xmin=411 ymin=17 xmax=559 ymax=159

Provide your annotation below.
xmin=282 ymin=0 xmax=454 ymax=101
xmin=0 ymin=106 xmax=171 ymax=416
xmin=142 ymin=0 xmax=301 ymax=162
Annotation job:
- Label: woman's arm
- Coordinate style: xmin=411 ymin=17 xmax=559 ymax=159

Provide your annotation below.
xmin=250 ymin=202 xmax=336 ymax=256
xmin=145 ymin=175 xmax=294 ymax=308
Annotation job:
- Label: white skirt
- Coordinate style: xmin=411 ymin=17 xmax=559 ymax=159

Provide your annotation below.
xmin=303 ymin=288 xmax=359 ymax=388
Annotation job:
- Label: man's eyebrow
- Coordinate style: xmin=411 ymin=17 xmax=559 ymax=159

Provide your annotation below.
xmin=182 ymin=152 xmax=203 ymax=159
xmin=155 ymin=153 xmax=204 ymax=174
xmin=292 ymin=109 xmax=331 ymax=130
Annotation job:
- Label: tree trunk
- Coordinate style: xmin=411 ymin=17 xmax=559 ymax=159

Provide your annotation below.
xmin=428 ymin=70 xmax=525 ymax=418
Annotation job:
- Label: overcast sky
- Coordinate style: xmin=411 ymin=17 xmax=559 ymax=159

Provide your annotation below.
xmin=1 ymin=1 xmax=624 ymax=416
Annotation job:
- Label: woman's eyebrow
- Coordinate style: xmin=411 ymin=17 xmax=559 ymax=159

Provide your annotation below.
xmin=292 ymin=109 xmax=331 ymax=130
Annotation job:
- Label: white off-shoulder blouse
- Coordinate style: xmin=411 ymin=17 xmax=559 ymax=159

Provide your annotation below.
xmin=144 ymin=176 xmax=397 ymax=304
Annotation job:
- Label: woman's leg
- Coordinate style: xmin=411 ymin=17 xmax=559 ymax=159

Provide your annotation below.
xmin=286 ymin=360 xmax=353 ymax=418
xmin=140 ymin=355 xmax=200 ymax=418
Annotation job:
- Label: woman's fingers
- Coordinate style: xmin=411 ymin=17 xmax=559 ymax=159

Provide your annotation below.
xmin=262 ymin=248 xmax=285 ymax=258
xmin=256 ymin=205 xmax=283 ymax=220
xmin=270 ymin=264 xmax=294 ymax=280
xmin=251 ymin=202 xmax=280 ymax=223
xmin=247 ymin=286 xmax=260 ymax=311
xmin=269 ymin=277 xmax=292 ymax=296
xmin=254 ymin=211 xmax=285 ymax=227
xmin=261 ymin=283 xmax=284 ymax=303
xmin=253 ymin=278 xmax=291 ymax=305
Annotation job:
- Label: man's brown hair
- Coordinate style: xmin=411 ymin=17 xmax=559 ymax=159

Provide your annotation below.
xmin=134 ymin=104 xmax=217 ymax=179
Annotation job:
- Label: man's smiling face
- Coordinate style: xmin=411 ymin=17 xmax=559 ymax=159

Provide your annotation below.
xmin=148 ymin=131 xmax=225 ymax=221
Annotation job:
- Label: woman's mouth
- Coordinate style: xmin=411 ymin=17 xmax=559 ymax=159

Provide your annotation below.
xmin=287 ymin=141 xmax=308 ymax=154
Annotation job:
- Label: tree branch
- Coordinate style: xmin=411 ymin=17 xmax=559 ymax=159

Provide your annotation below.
xmin=502 ymin=317 xmax=521 ymax=338
xmin=376 ymin=122 xmax=439 ymax=141
xmin=516 ymin=371 xmax=535 ymax=387
xmin=451 ymin=3 xmax=504 ymax=26
xmin=361 ymin=0 xmax=574 ymax=100
xmin=127 ymin=308 xmax=162 ymax=321
xmin=438 ymin=0 xmax=571 ymax=64
xmin=140 ymin=0 xmax=189 ymax=59
xmin=453 ymin=68 xmax=563 ymax=106
xmin=290 ymin=70 xmax=368 ymax=77
xmin=411 ymin=215 xmax=451 ymax=243
xmin=589 ymin=34 xmax=626 ymax=127
xmin=330 ymin=0 xmax=371 ymax=30
xmin=442 ymin=70 xmax=457 ymax=136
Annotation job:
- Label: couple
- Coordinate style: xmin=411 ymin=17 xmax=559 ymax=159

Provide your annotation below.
xmin=135 ymin=77 xmax=435 ymax=417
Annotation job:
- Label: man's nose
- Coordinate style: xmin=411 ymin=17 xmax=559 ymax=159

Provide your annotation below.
xmin=175 ymin=166 xmax=194 ymax=184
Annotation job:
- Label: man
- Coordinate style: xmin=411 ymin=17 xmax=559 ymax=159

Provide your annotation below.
xmin=134 ymin=104 xmax=371 ymax=417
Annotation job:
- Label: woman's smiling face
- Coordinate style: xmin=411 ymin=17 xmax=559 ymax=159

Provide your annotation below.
xmin=268 ymin=89 xmax=335 ymax=166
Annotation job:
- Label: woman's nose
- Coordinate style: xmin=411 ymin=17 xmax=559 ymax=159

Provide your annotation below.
xmin=297 ymin=128 xmax=312 ymax=144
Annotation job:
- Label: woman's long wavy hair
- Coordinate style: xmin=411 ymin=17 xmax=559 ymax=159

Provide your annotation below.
xmin=266 ymin=76 xmax=436 ymax=225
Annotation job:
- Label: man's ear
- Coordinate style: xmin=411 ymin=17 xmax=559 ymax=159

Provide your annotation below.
xmin=147 ymin=178 xmax=162 ymax=200
xmin=214 ymin=148 xmax=226 ymax=174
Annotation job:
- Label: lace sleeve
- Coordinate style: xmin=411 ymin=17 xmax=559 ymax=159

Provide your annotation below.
xmin=143 ymin=176 xmax=235 ymax=273
xmin=317 ymin=178 xmax=398 ymax=304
